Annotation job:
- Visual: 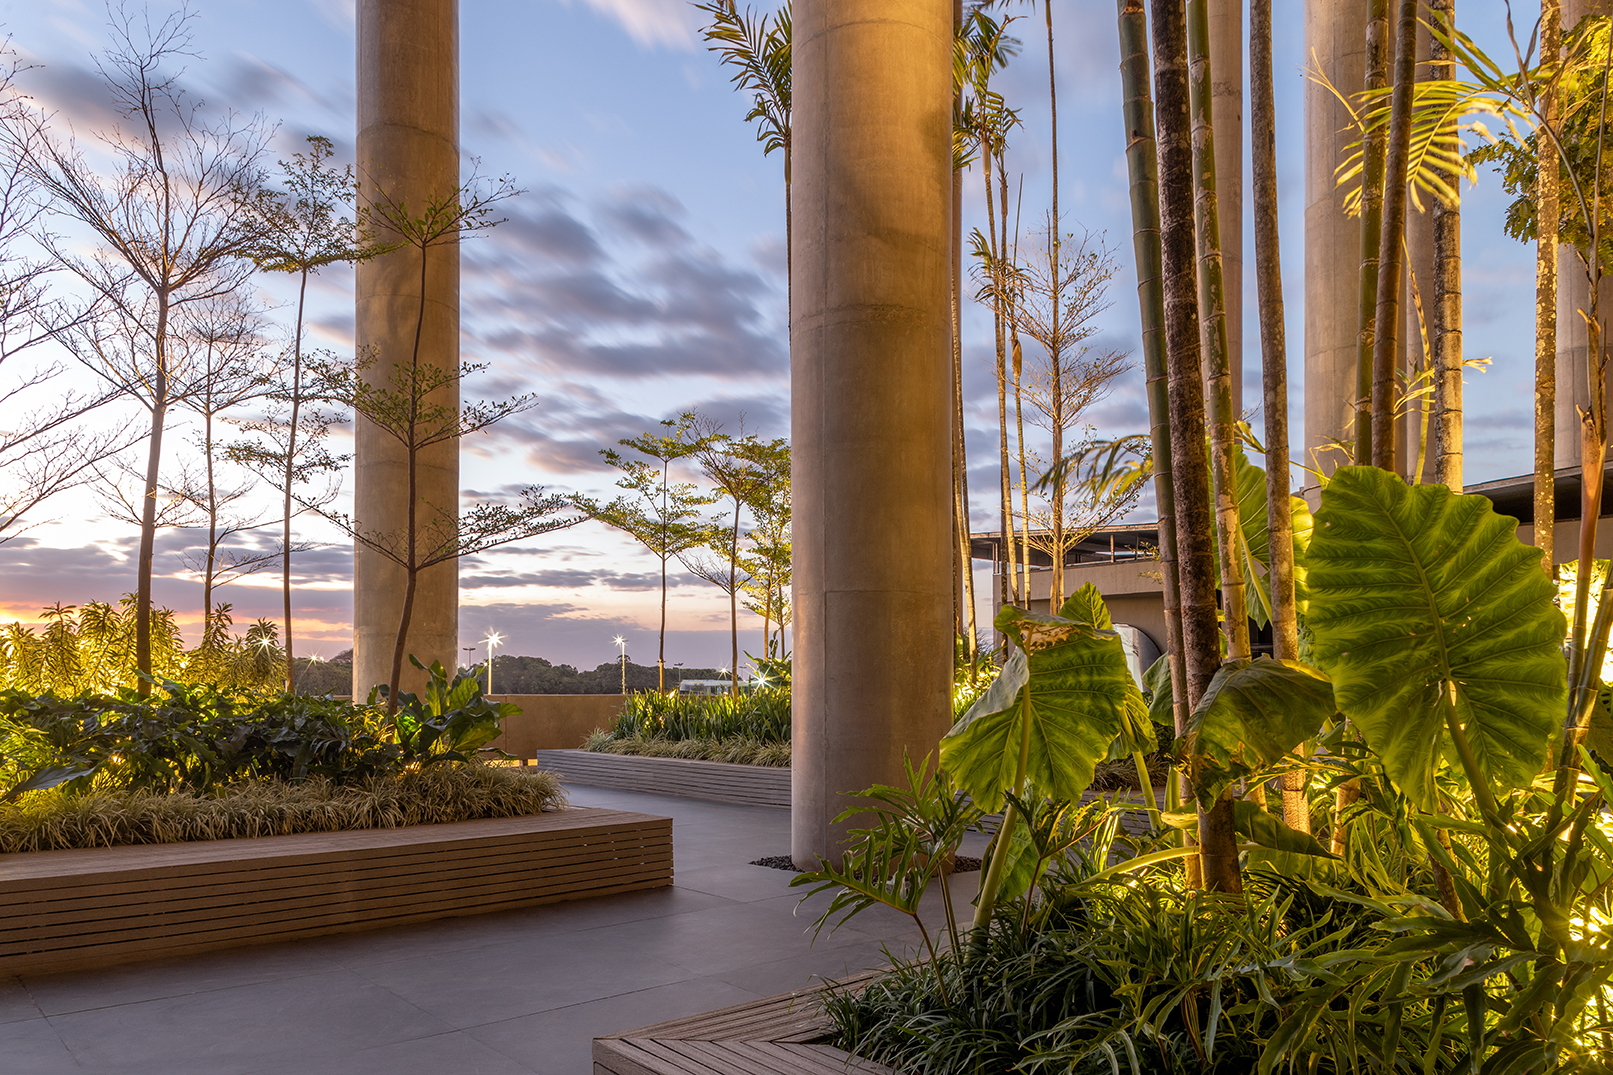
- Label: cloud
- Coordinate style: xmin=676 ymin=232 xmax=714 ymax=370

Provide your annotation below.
xmin=464 ymin=188 xmax=786 ymax=380
xmin=565 ymin=0 xmax=699 ymax=50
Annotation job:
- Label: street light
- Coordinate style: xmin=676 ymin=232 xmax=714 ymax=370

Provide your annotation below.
xmin=482 ymin=631 xmax=503 ymax=695
xmin=613 ymin=635 xmax=627 ymax=695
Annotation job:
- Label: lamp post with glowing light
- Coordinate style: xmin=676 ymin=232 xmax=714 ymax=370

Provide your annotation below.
xmin=613 ymin=635 xmax=627 ymax=695
xmin=482 ymin=631 xmax=503 ymax=695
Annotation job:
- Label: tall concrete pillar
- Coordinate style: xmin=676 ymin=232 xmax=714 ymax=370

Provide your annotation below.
xmin=1210 ymin=0 xmax=1243 ymax=412
xmin=791 ymin=0 xmax=954 ymax=868
xmin=354 ymin=0 xmax=460 ymax=696
xmin=1557 ymin=0 xmax=1613 ymax=472
xmin=1304 ymin=0 xmax=1371 ymax=478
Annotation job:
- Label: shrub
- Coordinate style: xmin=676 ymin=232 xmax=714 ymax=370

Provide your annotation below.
xmin=582 ymin=730 xmax=790 ymax=767
xmin=0 ymin=763 xmax=564 ymax=852
xmin=609 ymin=686 xmax=790 ymax=743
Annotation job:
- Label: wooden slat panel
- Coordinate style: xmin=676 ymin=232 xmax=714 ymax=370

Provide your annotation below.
xmin=0 ymin=808 xmax=672 ymax=976
xmin=535 ymin=751 xmax=789 ymax=808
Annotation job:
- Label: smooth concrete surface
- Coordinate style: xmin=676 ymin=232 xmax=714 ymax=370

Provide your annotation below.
xmin=0 ymin=787 xmax=987 ymax=1075
xmin=486 ymin=695 xmax=626 ymax=756
xmin=791 ymin=0 xmax=956 ymax=867
xmin=1304 ymin=0 xmax=1370 ymax=479
xmin=353 ymin=0 xmax=460 ymax=697
xmin=1553 ymin=1 xmax=1612 ymax=470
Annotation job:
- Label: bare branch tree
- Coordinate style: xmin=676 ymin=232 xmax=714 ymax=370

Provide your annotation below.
xmin=11 ymin=4 xmax=272 ymax=691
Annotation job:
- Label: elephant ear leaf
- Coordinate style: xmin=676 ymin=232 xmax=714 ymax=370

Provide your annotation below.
xmin=941 ymin=604 xmax=1131 ymax=813
xmin=1059 ymin=583 xmax=1112 ymax=629
xmin=1179 ymin=657 xmax=1334 ymax=806
xmin=1143 ymin=653 xmax=1175 ymax=730
xmin=1305 ymin=466 xmax=1567 ymax=810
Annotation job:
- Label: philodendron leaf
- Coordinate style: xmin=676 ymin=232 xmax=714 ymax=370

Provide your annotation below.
xmin=1062 ymin=583 xmax=1155 ymax=758
xmin=1180 ymin=657 xmax=1335 ymax=806
xmin=1233 ymin=799 xmax=1335 ymax=858
xmin=1059 ymin=582 xmax=1112 ymax=628
xmin=1306 ymin=466 xmax=1567 ymax=810
xmin=941 ymin=604 xmax=1131 ymax=813
xmin=1143 ymin=653 xmax=1175 ymax=730
xmin=1210 ymin=449 xmax=1314 ymax=630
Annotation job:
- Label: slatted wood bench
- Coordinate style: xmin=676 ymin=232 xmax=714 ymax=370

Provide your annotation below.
xmin=594 ymin=971 xmax=897 ymax=1075
xmin=0 ymin=806 xmax=671 ymax=976
xmin=535 ymin=749 xmax=790 ymax=808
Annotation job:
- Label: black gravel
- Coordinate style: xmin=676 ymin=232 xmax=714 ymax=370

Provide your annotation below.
xmin=750 ymin=855 xmax=981 ymax=874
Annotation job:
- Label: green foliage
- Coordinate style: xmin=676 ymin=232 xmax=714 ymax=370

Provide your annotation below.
xmin=942 ymin=599 xmax=1133 ymax=814
xmin=1180 ymin=657 xmax=1335 ymax=807
xmin=607 ymin=686 xmax=790 ymax=744
xmin=0 ymin=763 xmax=563 ymax=853
xmin=374 ymin=657 xmax=517 ymax=766
xmin=1306 ymin=467 xmax=1567 ymax=810
xmin=580 ymin=731 xmax=790 ymax=767
xmin=0 ymin=598 xmax=284 ymax=696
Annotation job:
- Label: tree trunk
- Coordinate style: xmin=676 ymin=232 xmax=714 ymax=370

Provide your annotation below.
xmin=1117 ymin=0 xmax=1189 ymax=783
xmin=952 ymin=50 xmax=975 ymax=658
xmin=1186 ymin=0 xmax=1248 ymax=661
xmin=987 ymin=140 xmax=1016 ymax=625
xmin=135 ymin=294 xmax=172 ymax=694
xmin=730 ymin=502 xmax=741 ymax=695
xmin=203 ymin=408 xmax=218 ymax=631
xmin=1370 ymin=0 xmax=1418 ymax=471
xmin=284 ymin=270 xmax=309 ymax=691
xmin=388 ymin=566 xmax=417 ymax=713
xmin=1355 ymin=0 xmax=1391 ymax=464
xmin=1251 ymin=0 xmax=1306 ymax=832
xmin=1534 ymin=0 xmax=1559 ymax=564
xmin=1430 ymin=0 xmax=1464 ymax=493
xmin=1152 ymin=0 xmax=1231 ymax=892
xmin=1044 ymin=0 xmax=1064 ymax=609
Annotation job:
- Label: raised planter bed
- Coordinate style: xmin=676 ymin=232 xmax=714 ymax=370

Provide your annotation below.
xmin=594 ymin=971 xmax=894 ymax=1075
xmin=535 ymin=749 xmax=790 ymax=808
xmin=0 ymin=806 xmax=671 ymax=976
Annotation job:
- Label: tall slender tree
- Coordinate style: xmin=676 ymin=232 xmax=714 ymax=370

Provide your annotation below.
xmin=1356 ymin=0 xmax=1392 ymax=462
xmin=1535 ymin=0 xmax=1562 ymax=567
xmin=251 ymin=136 xmax=381 ymax=689
xmin=19 ymin=7 xmax=271 ymax=692
xmin=1116 ymin=0 xmax=1188 ymax=761
xmin=1151 ymin=0 xmax=1225 ymax=891
xmin=1370 ymin=0 xmax=1420 ymax=471
xmin=584 ymin=417 xmax=712 ymax=692
xmin=1250 ymin=0 xmax=1305 ymax=832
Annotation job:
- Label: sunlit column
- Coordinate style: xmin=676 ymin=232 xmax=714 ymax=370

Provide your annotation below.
xmin=791 ymin=0 xmax=955 ymax=867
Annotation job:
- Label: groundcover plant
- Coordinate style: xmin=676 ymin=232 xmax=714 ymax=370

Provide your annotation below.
xmin=799 ymin=473 xmax=1613 ymax=1073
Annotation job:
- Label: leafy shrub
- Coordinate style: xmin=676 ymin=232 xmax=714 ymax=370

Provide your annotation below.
xmin=582 ymin=730 xmax=790 ymax=767
xmin=0 ymin=763 xmax=564 ymax=853
xmin=0 ymin=662 xmax=518 ymax=802
xmin=0 ymin=599 xmax=284 ymax=695
xmin=609 ymin=686 xmax=790 ymax=743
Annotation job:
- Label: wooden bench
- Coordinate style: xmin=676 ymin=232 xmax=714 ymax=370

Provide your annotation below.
xmin=0 ymin=806 xmax=671 ymax=976
xmin=594 ymin=972 xmax=896 ymax=1075
xmin=535 ymin=749 xmax=790 ymax=808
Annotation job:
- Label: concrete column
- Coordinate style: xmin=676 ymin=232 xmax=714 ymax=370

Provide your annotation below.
xmin=1210 ymin=0 xmax=1242 ymax=412
xmin=1304 ymin=0 xmax=1371 ymax=479
xmin=791 ymin=0 xmax=954 ymax=868
xmin=354 ymin=0 xmax=460 ymax=696
xmin=1556 ymin=0 xmax=1613 ymax=471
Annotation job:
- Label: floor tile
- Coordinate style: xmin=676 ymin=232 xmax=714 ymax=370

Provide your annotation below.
xmin=466 ymin=976 xmax=764 ymax=1075
xmin=0 ymin=976 xmax=45 ymax=1024
xmin=45 ymin=969 xmax=451 ymax=1075
xmin=0 ymin=1016 xmax=80 ymax=1073
xmin=242 ymin=1030 xmax=536 ymax=1075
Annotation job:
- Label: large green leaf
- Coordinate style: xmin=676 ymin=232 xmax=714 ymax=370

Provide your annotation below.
xmin=1225 ymin=448 xmax=1314 ymax=630
xmin=1061 ymin=584 xmax=1154 ymax=757
xmin=1306 ymin=467 xmax=1567 ymax=809
xmin=1143 ymin=653 xmax=1175 ymax=730
xmin=941 ymin=604 xmax=1132 ymax=813
xmin=1179 ymin=657 xmax=1336 ymax=806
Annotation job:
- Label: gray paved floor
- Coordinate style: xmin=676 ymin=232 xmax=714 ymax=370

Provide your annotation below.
xmin=1 ymin=786 xmax=987 ymax=1075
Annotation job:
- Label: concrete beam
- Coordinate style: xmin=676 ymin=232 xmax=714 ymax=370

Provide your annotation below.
xmin=353 ymin=0 xmax=460 ymax=697
xmin=791 ymin=0 xmax=955 ymax=867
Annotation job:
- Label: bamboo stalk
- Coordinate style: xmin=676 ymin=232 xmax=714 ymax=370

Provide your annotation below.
xmin=1370 ymin=0 xmax=1418 ymax=471
xmin=1355 ymin=0 xmax=1391 ymax=464
xmin=1534 ymin=0 xmax=1560 ymax=565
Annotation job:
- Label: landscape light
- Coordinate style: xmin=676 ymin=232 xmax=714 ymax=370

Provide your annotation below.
xmin=483 ymin=631 xmax=503 ymax=694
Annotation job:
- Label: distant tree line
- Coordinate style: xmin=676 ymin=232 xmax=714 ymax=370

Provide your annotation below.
xmin=287 ymin=651 xmax=724 ymax=697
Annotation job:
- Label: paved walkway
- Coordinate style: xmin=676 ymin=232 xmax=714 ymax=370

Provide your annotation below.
xmin=1 ymin=786 xmax=986 ymax=1075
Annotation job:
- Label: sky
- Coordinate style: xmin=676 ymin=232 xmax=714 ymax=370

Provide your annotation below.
xmin=0 ymin=0 xmax=1549 ymax=674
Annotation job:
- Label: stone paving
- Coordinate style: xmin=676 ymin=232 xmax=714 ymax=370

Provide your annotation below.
xmin=0 ymin=785 xmax=987 ymax=1075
